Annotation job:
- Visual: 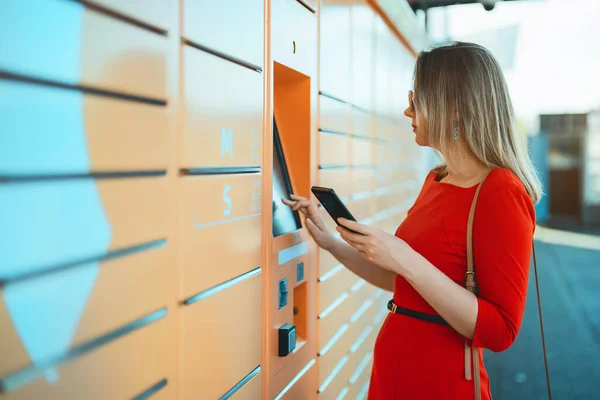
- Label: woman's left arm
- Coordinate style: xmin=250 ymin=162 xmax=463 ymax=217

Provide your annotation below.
xmin=337 ymin=179 xmax=535 ymax=352
xmin=336 ymin=221 xmax=482 ymax=340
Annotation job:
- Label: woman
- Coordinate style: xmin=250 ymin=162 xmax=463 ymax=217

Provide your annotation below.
xmin=283 ymin=42 xmax=541 ymax=399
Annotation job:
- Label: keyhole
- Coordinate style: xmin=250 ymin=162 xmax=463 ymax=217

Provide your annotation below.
xmin=293 ymin=41 xmax=296 ymax=54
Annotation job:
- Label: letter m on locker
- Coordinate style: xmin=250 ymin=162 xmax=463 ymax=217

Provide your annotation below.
xmin=220 ymin=128 xmax=234 ymax=158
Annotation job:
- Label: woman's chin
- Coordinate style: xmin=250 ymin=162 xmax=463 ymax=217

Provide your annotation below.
xmin=414 ymin=135 xmax=427 ymax=147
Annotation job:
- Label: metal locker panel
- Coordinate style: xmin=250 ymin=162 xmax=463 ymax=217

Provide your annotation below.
xmin=179 ymin=173 xmax=262 ymax=300
xmin=181 ymin=47 xmax=263 ymax=169
xmin=0 ymin=0 xmax=167 ymax=99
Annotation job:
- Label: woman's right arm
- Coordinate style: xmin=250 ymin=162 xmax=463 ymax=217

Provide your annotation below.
xmin=282 ymin=195 xmax=396 ymax=292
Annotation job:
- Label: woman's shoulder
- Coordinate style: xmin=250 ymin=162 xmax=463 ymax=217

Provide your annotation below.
xmin=484 ymin=168 xmax=528 ymax=195
xmin=480 ymin=168 xmax=535 ymax=219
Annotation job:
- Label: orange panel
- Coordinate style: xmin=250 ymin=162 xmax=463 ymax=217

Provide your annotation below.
xmin=181 ymin=47 xmax=263 ymax=169
xmin=351 ymin=137 xmax=372 ymax=166
xmin=318 ymin=170 xmax=351 ymax=199
xmin=346 ymin=366 xmax=372 ymax=399
xmin=386 ymin=192 xmax=400 ymax=210
xmin=353 ymin=108 xmax=372 ymax=138
xmin=269 ymin=257 xmax=315 ymax=377
xmin=1 ymin=178 xmax=168 ymax=280
xmin=271 ymin=0 xmax=318 ymax=76
xmin=375 ymin=142 xmax=396 ymax=165
xmin=74 ymin=245 xmax=171 ymax=343
xmin=318 ymin=269 xmax=358 ymax=314
xmin=2 ymin=316 xmax=175 ymax=400
xmin=372 ymin=169 xmax=391 ymax=190
xmin=351 ymin=169 xmax=372 ymax=194
xmin=0 ymin=297 xmax=27 ymax=376
xmin=344 ymin=349 xmax=373 ymax=392
xmin=98 ymin=177 xmax=168 ymax=250
xmin=1 ymin=244 xmax=173 ymax=375
xmin=381 ymin=216 xmax=403 ymax=234
xmin=318 ymin=248 xmax=340 ymax=278
xmin=376 ymin=118 xmax=396 ymax=141
xmin=278 ymin=359 xmax=318 ymax=400
xmin=373 ymin=193 xmax=386 ymax=212
xmin=179 ymin=272 xmax=262 ymax=399
xmin=317 ymin=352 xmax=353 ymax=399
xmin=374 ymin=16 xmax=391 ymax=118
xmin=87 ymin=0 xmax=172 ymax=30
xmin=319 ymin=207 xmax=339 ymax=234
xmin=319 ymin=95 xmax=351 ymax=134
xmin=179 ymin=173 xmax=262 ymax=299
xmin=273 ymin=62 xmax=313 ymax=199
xmin=348 ymin=284 xmax=376 ymax=320
xmin=230 ymin=371 xmax=262 ymax=399
xmin=0 ymin=81 xmax=168 ymax=175
xmin=84 ymin=97 xmax=168 ymax=171
xmin=351 ymin=3 xmax=374 ymax=111
xmin=320 ymin=0 xmax=351 ymax=100
xmin=183 ymin=0 xmax=264 ymax=67
xmin=351 ymin=198 xmax=372 ymax=222
xmin=345 ymin=323 xmax=372 ymax=358
xmin=319 ymin=132 xmax=350 ymax=166
xmin=318 ymin=294 xmax=354 ymax=345
xmin=2 ymin=1 xmax=167 ymax=99
xmin=318 ymin=327 xmax=353 ymax=383
xmin=395 ymin=49 xmax=415 ymax=120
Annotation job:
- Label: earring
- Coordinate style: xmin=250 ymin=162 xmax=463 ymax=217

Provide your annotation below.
xmin=452 ymin=125 xmax=459 ymax=141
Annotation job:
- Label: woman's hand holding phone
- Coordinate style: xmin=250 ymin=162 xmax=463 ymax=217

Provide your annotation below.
xmin=281 ymin=194 xmax=338 ymax=251
xmin=336 ymin=218 xmax=417 ymax=277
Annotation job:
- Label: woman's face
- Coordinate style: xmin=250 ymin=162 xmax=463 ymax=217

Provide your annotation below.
xmin=404 ymin=90 xmax=429 ymax=147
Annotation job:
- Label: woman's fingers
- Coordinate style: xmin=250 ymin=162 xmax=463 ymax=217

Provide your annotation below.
xmin=292 ymin=200 xmax=310 ymax=211
xmin=338 ymin=226 xmax=363 ymax=246
xmin=305 ymin=218 xmax=319 ymax=235
xmin=337 ymin=218 xmax=369 ymax=235
xmin=282 ymin=198 xmax=310 ymax=214
xmin=284 ymin=195 xmax=328 ymax=231
xmin=290 ymin=194 xmax=307 ymax=201
xmin=337 ymin=226 xmax=369 ymax=245
xmin=281 ymin=198 xmax=295 ymax=207
xmin=306 ymin=218 xmax=326 ymax=243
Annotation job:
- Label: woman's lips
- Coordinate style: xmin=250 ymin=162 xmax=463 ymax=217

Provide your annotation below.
xmin=412 ymin=124 xmax=417 ymax=132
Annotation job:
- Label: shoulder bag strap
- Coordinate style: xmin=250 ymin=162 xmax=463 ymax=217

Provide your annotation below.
xmin=464 ymin=177 xmax=487 ymax=400
xmin=465 ymin=175 xmax=553 ymax=400
xmin=533 ymin=243 xmax=553 ymax=399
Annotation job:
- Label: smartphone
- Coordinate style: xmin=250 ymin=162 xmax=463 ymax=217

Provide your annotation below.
xmin=310 ymin=186 xmax=358 ymax=230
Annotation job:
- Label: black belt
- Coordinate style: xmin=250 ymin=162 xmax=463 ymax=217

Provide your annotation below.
xmin=387 ymin=299 xmax=450 ymax=326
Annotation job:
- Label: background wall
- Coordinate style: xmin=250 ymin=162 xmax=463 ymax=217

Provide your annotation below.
xmin=315 ymin=1 xmax=424 ymax=398
xmin=0 ymin=0 xmax=426 ymax=398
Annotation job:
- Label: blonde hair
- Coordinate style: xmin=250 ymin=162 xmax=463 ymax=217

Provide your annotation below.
xmin=413 ymin=42 xmax=542 ymax=203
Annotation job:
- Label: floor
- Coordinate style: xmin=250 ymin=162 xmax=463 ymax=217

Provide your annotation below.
xmin=484 ymin=231 xmax=600 ymax=400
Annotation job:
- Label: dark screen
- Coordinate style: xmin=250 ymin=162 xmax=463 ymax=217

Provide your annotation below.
xmin=272 ymin=119 xmax=301 ymax=237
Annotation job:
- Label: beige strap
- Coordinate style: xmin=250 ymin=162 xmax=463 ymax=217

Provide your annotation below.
xmin=464 ymin=175 xmax=488 ymax=400
xmin=464 ymin=172 xmax=551 ymax=400
xmin=464 ymin=344 xmax=472 ymax=380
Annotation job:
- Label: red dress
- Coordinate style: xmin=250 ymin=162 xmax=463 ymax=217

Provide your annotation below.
xmin=368 ymin=168 xmax=536 ymax=399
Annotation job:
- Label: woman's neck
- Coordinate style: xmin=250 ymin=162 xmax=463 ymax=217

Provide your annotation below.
xmin=442 ymin=157 xmax=491 ymax=186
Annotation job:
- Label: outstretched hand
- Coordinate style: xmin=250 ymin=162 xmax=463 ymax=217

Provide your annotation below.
xmin=282 ymin=195 xmax=337 ymax=251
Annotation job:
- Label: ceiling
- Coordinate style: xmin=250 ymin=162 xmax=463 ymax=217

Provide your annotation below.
xmin=406 ymin=0 xmax=523 ymax=12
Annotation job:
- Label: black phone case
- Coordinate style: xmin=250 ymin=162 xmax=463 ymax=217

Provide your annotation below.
xmin=310 ymin=186 xmax=357 ymax=225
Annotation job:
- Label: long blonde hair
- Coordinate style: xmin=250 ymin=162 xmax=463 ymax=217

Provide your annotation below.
xmin=414 ymin=41 xmax=542 ymax=203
